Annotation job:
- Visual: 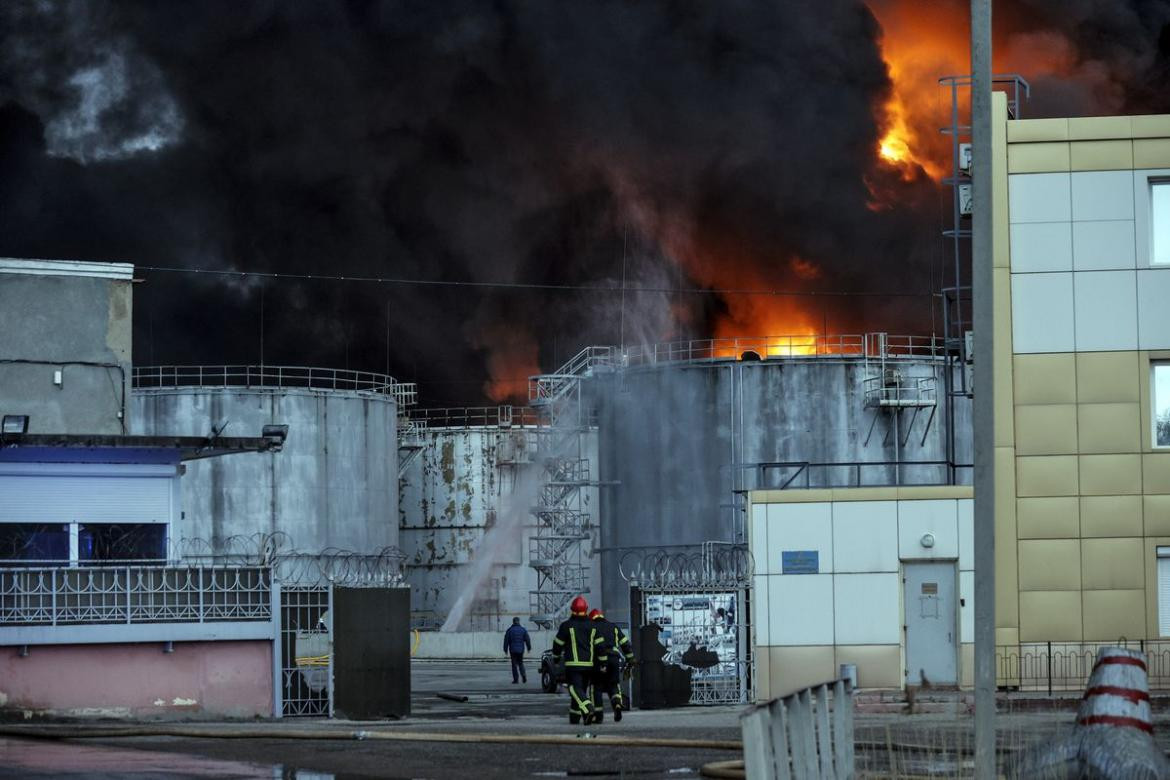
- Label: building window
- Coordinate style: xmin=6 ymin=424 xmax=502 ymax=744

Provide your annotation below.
xmin=79 ymin=523 xmax=167 ymax=563
xmin=1156 ymin=362 xmax=1170 ymax=448
xmin=1160 ymin=547 xmax=1170 ymax=636
xmin=1155 ymin=181 xmax=1170 ymax=266
xmin=0 ymin=523 xmax=69 ymax=564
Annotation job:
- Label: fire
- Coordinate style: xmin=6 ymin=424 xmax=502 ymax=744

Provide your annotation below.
xmin=474 ymin=326 xmax=541 ymax=404
xmin=867 ymin=0 xmax=966 ymax=181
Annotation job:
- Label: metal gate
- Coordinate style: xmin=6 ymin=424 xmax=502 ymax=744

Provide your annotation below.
xmin=280 ymin=585 xmax=333 ymax=717
xmin=623 ymin=544 xmax=754 ymax=705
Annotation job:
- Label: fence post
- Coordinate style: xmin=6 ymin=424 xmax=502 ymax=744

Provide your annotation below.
xmin=1047 ymin=641 xmax=1053 ymax=696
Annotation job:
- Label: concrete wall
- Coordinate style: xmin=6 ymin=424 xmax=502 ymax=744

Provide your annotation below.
xmin=0 ymin=260 xmax=133 ymax=434
xmin=0 ymin=640 xmax=272 ymax=719
xmin=133 ymin=388 xmax=397 ymax=553
xmin=413 ymin=629 xmax=556 ymax=659
xmin=592 ymin=358 xmax=970 ymax=625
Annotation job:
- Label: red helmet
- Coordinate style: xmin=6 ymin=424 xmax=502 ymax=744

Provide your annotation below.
xmin=570 ymin=596 xmax=589 ymax=616
xmin=589 ymin=608 xmax=604 ymax=620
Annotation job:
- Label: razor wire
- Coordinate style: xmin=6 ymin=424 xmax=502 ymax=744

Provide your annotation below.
xmin=616 ymin=544 xmax=753 ymax=589
xmin=175 ymin=532 xmax=407 ymax=587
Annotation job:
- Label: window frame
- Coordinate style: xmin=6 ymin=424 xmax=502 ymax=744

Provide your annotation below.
xmin=1153 ymin=360 xmax=1170 ymax=450
xmin=1153 ymin=179 xmax=1170 ymax=267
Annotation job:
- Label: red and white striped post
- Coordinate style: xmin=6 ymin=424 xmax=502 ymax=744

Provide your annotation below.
xmin=1012 ymin=646 xmax=1170 ymax=779
xmin=1076 ymin=646 xmax=1153 ymax=734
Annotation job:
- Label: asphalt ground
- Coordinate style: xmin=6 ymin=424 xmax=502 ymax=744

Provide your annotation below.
xmin=2 ymin=660 xmax=1166 ymax=779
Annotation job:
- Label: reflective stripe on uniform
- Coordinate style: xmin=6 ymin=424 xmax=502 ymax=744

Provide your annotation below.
xmin=552 ymin=636 xmax=565 ymax=645
xmin=565 ymin=626 xmax=595 ymax=667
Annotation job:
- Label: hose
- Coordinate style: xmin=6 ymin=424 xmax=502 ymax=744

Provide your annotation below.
xmin=699 ymin=759 xmax=745 ymax=779
xmin=0 ymin=724 xmax=742 ymax=752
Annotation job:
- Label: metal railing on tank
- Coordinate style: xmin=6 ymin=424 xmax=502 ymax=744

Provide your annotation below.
xmin=616 ymin=333 xmax=945 ymax=368
xmin=996 ymin=640 xmax=1170 ymax=694
xmin=132 ymin=365 xmax=417 ymax=406
xmin=738 ymin=460 xmax=973 ymax=490
xmin=406 ymin=405 xmax=545 ymax=429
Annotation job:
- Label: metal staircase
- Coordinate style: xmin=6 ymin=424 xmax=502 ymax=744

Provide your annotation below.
xmin=526 ymin=347 xmax=615 ymax=627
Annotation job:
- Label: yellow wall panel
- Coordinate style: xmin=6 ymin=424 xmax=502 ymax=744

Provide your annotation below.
xmin=1081 ymin=495 xmax=1143 ymax=537
xmin=1145 ymin=495 xmax=1170 ymax=536
xmin=1020 ymin=591 xmax=1083 ymax=641
xmin=1015 ymin=354 xmax=1077 ymax=405
xmin=1017 ymin=496 xmax=1079 ymax=538
xmin=1015 ymin=404 xmax=1078 ymax=455
xmin=995 ymin=446 xmax=1019 ymax=629
xmin=1008 ymin=142 xmax=1071 ymax=173
xmin=1082 ymin=590 xmax=1146 ymax=641
xmin=1131 ymin=115 xmax=1170 ymax=138
xmin=1079 ymin=454 xmax=1142 ymax=495
xmin=1082 ymin=537 xmax=1144 ymax=590
xmin=1134 ymin=138 xmax=1170 ymax=168
xmin=1019 ymin=539 xmax=1081 ymax=590
xmin=1068 ymin=116 xmax=1133 ymax=141
xmin=1070 ymin=140 xmax=1133 ymax=170
xmin=1077 ymin=403 xmax=1142 ymax=454
xmin=768 ymin=646 xmax=836 ymax=698
xmin=1008 ymin=118 xmax=1069 ymax=143
xmin=994 ymin=268 xmax=1014 ymax=446
xmin=1076 ymin=352 xmax=1141 ymax=403
xmin=834 ymin=645 xmax=902 ymax=689
xmin=1143 ymin=454 xmax=1170 ymax=494
xmin=1016 ymin=455 xmax=1079 ymax=497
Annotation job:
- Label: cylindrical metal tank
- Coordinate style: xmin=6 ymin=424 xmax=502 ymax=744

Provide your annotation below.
xmin=131 ymin=366 xmax=403 ymax=554
xmin=590 ymin=344 xmax=972 ymax=619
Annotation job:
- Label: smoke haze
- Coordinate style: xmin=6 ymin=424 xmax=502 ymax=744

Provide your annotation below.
xmin=2 ymin=1 xmax=1168 ymax=403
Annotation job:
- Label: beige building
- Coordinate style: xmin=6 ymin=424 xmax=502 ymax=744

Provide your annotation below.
xmin=993 ymin=98 xmax=1170 ymax=651
xmin=749 ymin=98 xmax=1170 ymax=698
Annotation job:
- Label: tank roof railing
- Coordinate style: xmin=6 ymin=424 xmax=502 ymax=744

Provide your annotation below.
xmin=132 ymin=365 xmax=417 ymax=406
xmin=613 ymin=333 xmax=945 ymax=368
xmin=407 ymin=405 xmax=546 ymax=429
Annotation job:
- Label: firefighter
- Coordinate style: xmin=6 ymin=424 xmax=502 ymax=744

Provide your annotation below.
xmin=588 ymin=608 xmax=634 ymax=722
xmin=552 ymin=595 xmax=609 ymax=724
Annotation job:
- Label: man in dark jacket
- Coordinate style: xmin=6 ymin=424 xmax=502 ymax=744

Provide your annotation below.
xmin=503 ymin=617 xmax=532 ymax=684
xmin=552 ymin=595 xmax=610 ymax=724
xmin=589 ymin=608 xmax=634 ymax=722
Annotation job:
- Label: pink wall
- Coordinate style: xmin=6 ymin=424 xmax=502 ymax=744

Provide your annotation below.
xmin=0 ymin=640 xmax=272 ymax=719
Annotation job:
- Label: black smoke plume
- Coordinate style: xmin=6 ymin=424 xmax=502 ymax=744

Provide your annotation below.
xmin=1 ymin=1 xmax=1167 ymax=403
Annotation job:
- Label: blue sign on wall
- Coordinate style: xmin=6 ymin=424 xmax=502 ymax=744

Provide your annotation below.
xmin=781 ymin=550 xmax=819 ymax=574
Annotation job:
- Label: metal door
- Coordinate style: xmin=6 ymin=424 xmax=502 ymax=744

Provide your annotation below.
xmin=903 ymin=562 xmax=957 ymax=686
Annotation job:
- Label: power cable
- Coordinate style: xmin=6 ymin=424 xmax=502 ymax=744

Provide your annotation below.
xmin=136 ymin=264 xmax=936 ymax=299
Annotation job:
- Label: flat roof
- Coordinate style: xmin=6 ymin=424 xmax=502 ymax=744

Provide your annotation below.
xmin=0 ymin=433 xmax=282 ymax=463
xmin=0 ymin=258 xmax=134 ymax=281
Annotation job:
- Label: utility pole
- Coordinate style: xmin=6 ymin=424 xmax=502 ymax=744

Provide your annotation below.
xmin=970 ymin=0 xmax=995 ymax=776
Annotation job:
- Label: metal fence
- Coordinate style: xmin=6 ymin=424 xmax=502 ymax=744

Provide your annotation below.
xmin=0 ymin=565 xmax=271 ymax=626
xmin=626 ymin=545 xmax=754 ymax=706
xmin=617 ymin=333 xmax=944 ymax=367
xmin=281 ymin=585 xmax=332 ymax=717
xmin=132 ymin=364 xmax=417 ymax=407
xmin=997 ymin=640 xmax=1170 ymax=693
xmin=741 ymin=679 xmax=854 ymax=780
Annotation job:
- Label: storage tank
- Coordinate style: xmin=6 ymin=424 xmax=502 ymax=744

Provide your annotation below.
xmin=587 ymin=334 xmax=972 ymax=620
xmin=398 ymin=406 xmax=601 ymax=630
xmin=131 ymin=366 xmax=408 ymax=554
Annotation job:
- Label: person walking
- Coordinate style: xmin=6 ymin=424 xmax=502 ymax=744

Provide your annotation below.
xmin=588 ymin=608 xmax=634 ymax=722
xmin=503 ymin=617 xmax=531 ymax=684
xmin=552 ymin=595 xmax=609 ymax=724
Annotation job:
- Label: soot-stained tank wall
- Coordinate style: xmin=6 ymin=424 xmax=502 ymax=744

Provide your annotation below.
xmin=133 ymin=388 xmax=397 ymax=553
xmin=593 ymin=358 xmax=968 ymax=619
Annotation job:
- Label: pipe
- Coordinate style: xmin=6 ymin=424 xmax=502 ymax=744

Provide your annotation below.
xmin=0 ymin=724 xmax=742 ymax=751
xmin=700 ymin=759 xmax=745 ymax=779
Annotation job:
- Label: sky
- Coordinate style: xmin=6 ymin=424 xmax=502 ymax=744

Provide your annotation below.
xmin=2 ymin=0 xmax=1169 ymax=405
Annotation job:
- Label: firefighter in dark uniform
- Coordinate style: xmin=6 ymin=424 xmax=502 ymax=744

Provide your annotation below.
xmin=552 ymin=595 xmax=609 ymax=724
xmin=588 ymin=608 xmax=634 ymax=722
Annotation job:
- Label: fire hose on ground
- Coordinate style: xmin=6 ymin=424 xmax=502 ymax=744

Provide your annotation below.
xmin=0 ymin=723 xmax=742 ymax=752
